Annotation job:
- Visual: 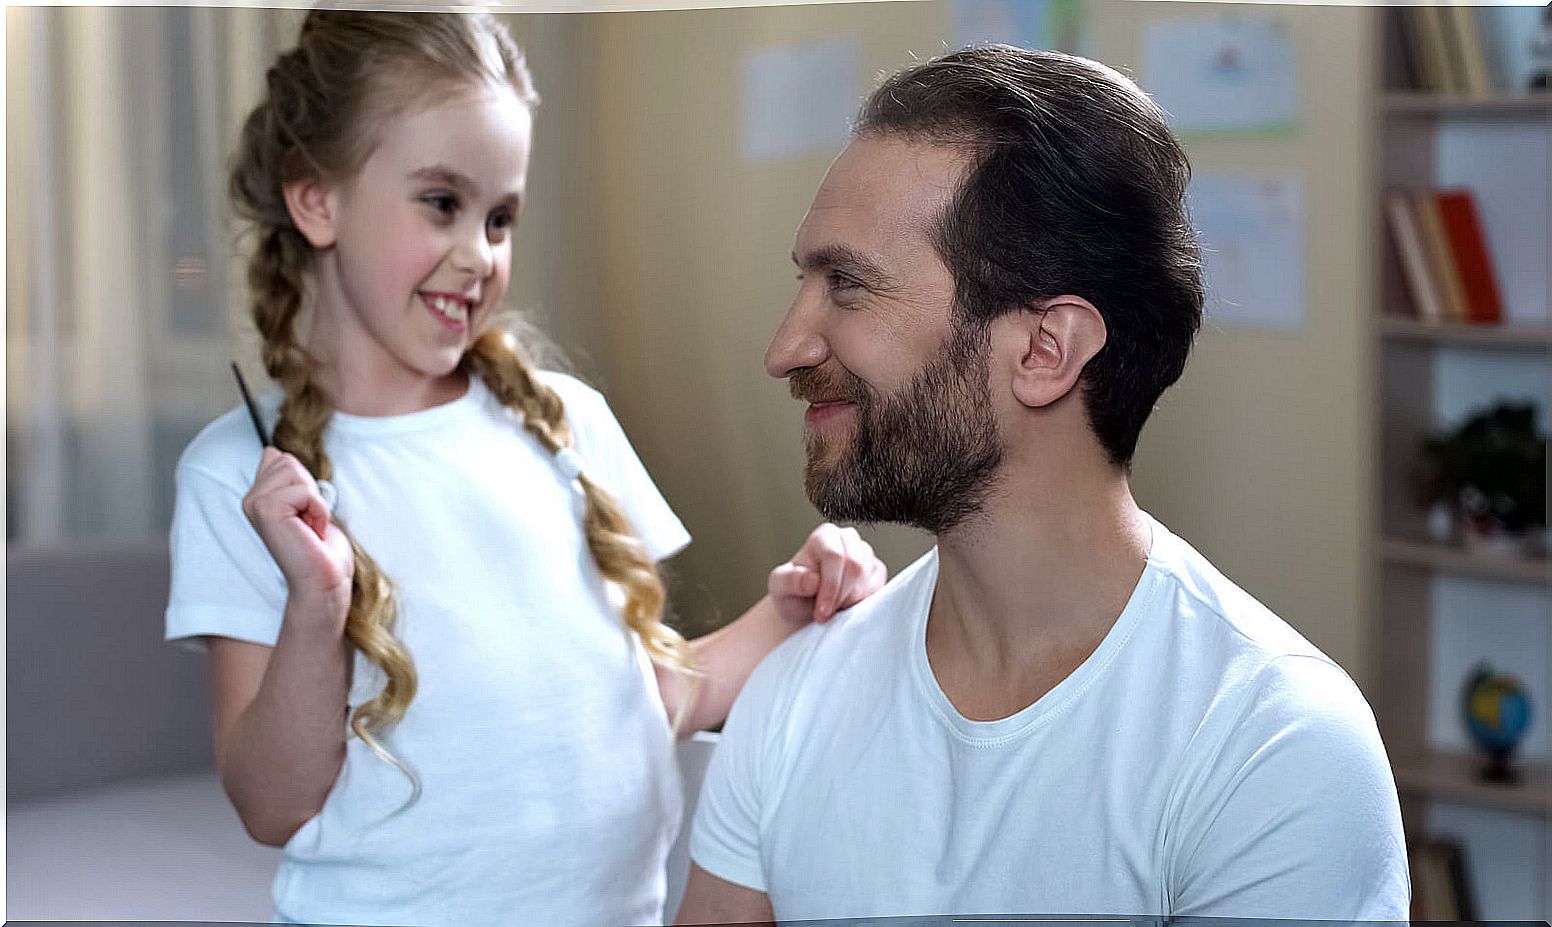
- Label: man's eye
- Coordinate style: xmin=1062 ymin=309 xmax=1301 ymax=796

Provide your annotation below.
xmin=828 ymin=273 xmax=862 ymax=291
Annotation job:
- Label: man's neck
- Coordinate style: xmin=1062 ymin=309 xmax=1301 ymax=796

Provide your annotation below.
xmin=924 ymin=464 xmax=1152 ymax=722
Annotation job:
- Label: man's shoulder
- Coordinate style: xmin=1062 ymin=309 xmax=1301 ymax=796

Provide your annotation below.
xmin=1147 ymin=519 xmax=1330 ymax=667
xmin=1138 ymin=520 xmax=1381 ymax=744
xmin=738 ymin=548 xmax=936 ymax=718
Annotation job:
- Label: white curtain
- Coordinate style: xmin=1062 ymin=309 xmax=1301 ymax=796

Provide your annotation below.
xmin=6 ymin=6 xmax=300 ymax=544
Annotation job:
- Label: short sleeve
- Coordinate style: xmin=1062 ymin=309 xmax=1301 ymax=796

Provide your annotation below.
xmin=544 ymin=373 xmax=690 ymax=563
xmin=164 ymin=462 xmax=288 ymax=650
xmin=1169 ymin=655 xmax=1412 ymax=920
xmin=688 ymin=636 xmax=794 ymax=892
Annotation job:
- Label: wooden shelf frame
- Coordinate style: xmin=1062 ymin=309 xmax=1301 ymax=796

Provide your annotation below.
xmin=1381 ymin=538 xmax=1552 ymax=586
xmin=1381 ymin=92 xmax=1552 ymax=118
xmin=1379 ymin=316 xmax=1552 ymax=351
xmin=1394 ymin=750 xmax=1551 ymax=817
xmin=1370 ymin=6 xmax=1552 ymax=862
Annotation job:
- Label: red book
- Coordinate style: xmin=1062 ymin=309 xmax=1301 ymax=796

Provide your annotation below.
xmin=1435 ymin=190 xmax=1504 ymax=324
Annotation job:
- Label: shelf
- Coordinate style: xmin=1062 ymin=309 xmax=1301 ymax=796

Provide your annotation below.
xmin=1382 ymin=92 xmax=1552 ymax=119
xmin=1394 ymin=750 xmax=1551 ymax=816
xmin=1379 ymin=316 xmax=1552 ymax=351
xmin=1381 ymin=537 xmax=1551 ymax=585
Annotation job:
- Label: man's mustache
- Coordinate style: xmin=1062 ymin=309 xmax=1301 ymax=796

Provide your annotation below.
xmin=789 ymin=367 xmax=871 ymax=406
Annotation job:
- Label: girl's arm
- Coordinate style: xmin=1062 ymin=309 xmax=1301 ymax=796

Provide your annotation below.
xmin=208 ymin=602 xmax=351 ymax=846
xmin=211 ymin=447 xmax=357 ymax=846
xmin=658 ymin=524 xmax=886 ymax=734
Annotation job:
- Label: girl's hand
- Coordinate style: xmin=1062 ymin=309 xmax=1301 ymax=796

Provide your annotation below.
xmin=768 ymin=523 xmax=888 ymax=626
xmin=242 ymin=447 xmax=354 ymax=620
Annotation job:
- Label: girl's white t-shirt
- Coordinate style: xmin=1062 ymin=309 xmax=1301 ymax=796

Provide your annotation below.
xmin=166 ymin=372 xmax=691 ymax=927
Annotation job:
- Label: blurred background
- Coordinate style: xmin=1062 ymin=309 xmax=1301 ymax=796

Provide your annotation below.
xmin=6 ymin=0 xmax=1549 ymax=922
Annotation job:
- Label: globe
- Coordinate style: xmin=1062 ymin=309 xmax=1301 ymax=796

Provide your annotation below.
xmin=1462 ymin=665 xmax=1533 ymax=783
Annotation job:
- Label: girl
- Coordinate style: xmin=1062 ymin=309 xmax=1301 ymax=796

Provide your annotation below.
xmin=164 ymin=11 xmax=885 ymax=927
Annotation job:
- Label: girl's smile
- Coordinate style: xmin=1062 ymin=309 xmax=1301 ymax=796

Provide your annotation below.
xmin=419 ymin=290 xmax=478 ymax=333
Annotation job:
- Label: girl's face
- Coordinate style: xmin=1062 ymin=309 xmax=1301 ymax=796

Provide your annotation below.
xmin=308 ymin=82 xmax=532 ymax=407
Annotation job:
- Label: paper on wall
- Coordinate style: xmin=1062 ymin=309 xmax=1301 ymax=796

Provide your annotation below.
xmin=1142 ymin=14 xmax=1298 ymax=137
xmin=951 ymin=0 xmax=1090 ymax=56
xmin=741 ymin=37 xmax=859 ymax=162
xmin=1188 ymin=171 xmax=1306 ymax=332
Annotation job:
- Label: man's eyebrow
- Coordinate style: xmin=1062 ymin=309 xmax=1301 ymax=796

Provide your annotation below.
xmin=791 ymin=244 xmax=896 ymax=288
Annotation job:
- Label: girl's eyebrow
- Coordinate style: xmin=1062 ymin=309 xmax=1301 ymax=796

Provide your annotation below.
xmin=410 ymin=164 xmax=523 ymax=209
xmin=410 ymin=165 xmax=477 ymax=194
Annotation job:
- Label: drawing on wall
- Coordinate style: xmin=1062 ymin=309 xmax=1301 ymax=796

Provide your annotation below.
xmin=1188 ymin=171 xmax=1306 ymax=332
xmin=741 ymin=37 xmax=859 ymax=161
xmin=1142 ymin=14 xmax=1298 ymax=138
xmin=951 ymin=0 xmax=1089 ymax=55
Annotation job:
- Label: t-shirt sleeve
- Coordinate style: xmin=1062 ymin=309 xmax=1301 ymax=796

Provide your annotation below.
xmin=548 ymin=373 xmax=691 ymax=563
xmin=1169 ymin=655 xmax=1412 ymax=920
xmin=164 ymin=461 xmax=288 ymax=650
xmin=688 ymin=635 xmax=795 ymax=893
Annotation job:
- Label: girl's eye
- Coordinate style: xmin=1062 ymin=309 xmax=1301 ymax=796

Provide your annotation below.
xmin=423 ymin=193 xmax=459 ymax=216
xmin=485 ymin=211 xmax=515 ymax=244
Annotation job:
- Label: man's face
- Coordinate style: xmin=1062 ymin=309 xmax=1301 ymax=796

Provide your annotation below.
xmin=766 ymin=136 xmax=1003 ymax=534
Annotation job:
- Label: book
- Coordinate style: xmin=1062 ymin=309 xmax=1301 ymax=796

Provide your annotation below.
xmin=1413 ymin=190 xmax=1471 ymax=322
xmin=1391 ymin=9 xmax=1428 ymax=91
xmin=1435 ymin=189 xmax=1504 ymax=324
xmin=1446 ymin=4 xmax=1494 ymax=95
xmin=1384 ymin=192 xmax=1447 ymax=323
xmin=1413 ymin=6 xmax=1462 ymax=93
xmin=1408 ymin=838 xmax=1477 ymax=922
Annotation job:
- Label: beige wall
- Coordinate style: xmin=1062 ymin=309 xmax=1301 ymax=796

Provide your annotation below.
xmin=535 ymin=2 xmax=1377 ymax=678
xmin=1092 ymin=3 xmax=1376 ymax=684
xmin=502 ymin=13 xmax=608 ymax=373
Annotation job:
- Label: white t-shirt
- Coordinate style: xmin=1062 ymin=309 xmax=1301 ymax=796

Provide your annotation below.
xmin=691 ymin=515 xmax=1410 ymax=921
xmin=166 ymin=372 xmax=691 ymax=927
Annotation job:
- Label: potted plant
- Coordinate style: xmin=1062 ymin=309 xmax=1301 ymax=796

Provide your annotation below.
xmin=1415 ymin=401 xmax=1547 ymax=558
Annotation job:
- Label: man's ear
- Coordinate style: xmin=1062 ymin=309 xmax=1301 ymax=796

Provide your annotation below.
xmin=281 ymin=174 xmax=340 ymax=249
xmin=1007 ymin=296 xmax=1107 ymax=409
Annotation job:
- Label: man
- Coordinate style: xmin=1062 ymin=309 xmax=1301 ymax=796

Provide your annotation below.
xmin=676 ymin=46 xmax=1408 ymax=924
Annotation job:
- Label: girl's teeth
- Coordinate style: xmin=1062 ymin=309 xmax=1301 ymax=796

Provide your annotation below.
xmin=429 ymin=295 xmax=468 ymax=321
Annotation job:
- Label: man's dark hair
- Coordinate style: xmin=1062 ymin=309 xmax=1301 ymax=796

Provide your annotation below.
xmin=856 ymin=45 xmax=1203 ymax=469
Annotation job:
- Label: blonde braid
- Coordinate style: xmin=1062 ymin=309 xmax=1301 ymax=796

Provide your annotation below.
xmin=247 ymin=226 xmax=419 ymax=781
xmin=466 ymin=329 xmax=700 ymax=729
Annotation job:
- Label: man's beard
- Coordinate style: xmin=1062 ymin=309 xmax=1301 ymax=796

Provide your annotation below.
xmin=790 ymin=323 xmax=1002 ymax=534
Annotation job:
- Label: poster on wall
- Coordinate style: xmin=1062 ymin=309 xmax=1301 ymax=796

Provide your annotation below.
xmin=951 ymin=0 xmax=1090 ymax=56
xmin=1141 ymin=14 xmax=1298 ymax=138
xmin=1188 ymin=171 xmax=1306 ymax=332
xmin=741 ymin=37 xmax=859 ymax=161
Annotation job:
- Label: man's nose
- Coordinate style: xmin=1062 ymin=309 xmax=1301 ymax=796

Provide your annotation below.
xmin=765 ymin=289 xmax=829 ymax=379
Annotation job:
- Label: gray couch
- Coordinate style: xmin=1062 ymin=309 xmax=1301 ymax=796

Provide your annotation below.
xmin=8 ymin=541 xmax=211 ymax=799
xmin=5 ymin=540 xmax=714 ymax=921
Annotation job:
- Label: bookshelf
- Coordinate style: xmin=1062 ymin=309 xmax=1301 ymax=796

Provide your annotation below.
xmin=1382 ymin=93 xmax=1552 ymax=118
xmin=1381 ymin=537 xmax=1551 ymax=586
xmin=1379 ymin=315 xmax=1552 ymax=350
xmin=1392 ymin=750 xmax=1551 ymax=818
xmin=1370 ymin=5 xmax=1551 ymax=916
